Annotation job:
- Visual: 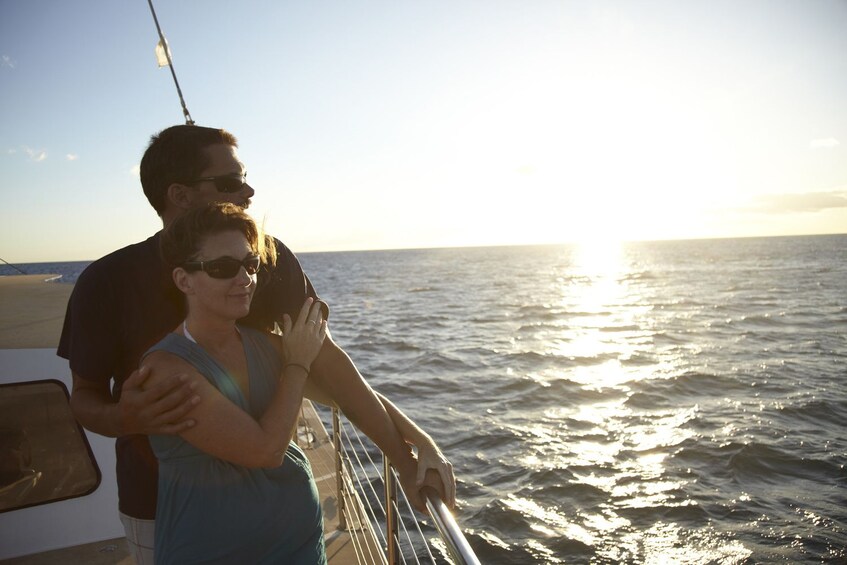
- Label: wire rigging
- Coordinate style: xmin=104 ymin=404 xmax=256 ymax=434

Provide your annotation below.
xmin=0 ymin=256 xmax=27 ymax=275
xmin=146 ymin=0 xmax=195 ymax=125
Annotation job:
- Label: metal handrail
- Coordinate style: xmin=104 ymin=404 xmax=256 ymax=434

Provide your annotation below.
xmin=422 ymin=487 xmax=481 ymax=565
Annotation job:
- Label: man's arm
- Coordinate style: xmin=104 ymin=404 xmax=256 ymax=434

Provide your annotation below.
xmin=70 ymin=367 xmax=199 ymax=438
xmin=376 ymin=393 xmax=456 ymax=508
xmin=308 ymin=334 xmax=450 ymax=511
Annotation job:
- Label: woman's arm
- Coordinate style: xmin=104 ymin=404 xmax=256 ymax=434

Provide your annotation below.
xmin=145 ymin=350 xmax=308 ymax=468
xmin=144 ymin=298 xmax=326 ymax=468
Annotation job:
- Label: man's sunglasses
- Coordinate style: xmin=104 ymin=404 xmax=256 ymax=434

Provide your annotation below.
xmin=182 ymin=255 xmax=261 ymax=279
xmin=186 ymin=173 xmax=249 ymax=194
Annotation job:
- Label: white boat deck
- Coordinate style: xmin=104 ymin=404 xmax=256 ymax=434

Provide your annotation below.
xmin=0 ymin=275 xmax=381 ymax=564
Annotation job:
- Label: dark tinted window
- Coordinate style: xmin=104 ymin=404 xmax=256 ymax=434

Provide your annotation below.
xmin=0 ymin=380 xmax=100 ymax=513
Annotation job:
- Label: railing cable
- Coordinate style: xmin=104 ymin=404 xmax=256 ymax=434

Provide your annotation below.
xmin=322 ymin=404 xmax=480 ymax=564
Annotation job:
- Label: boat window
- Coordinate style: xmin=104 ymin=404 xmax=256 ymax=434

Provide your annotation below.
xmin=0 ymin=380 xmax=100 ymax=513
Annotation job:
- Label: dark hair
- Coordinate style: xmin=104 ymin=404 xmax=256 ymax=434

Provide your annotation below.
xmin=140 ymin=125 xmax=238 ymax=216
xmin=160 ymin=202 xmax=276 ymax=269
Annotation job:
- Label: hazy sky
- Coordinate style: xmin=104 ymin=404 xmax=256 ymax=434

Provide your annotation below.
xmin=1 ymin=0 xmax=845 ymax=262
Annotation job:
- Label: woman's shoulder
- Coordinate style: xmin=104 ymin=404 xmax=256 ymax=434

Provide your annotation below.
xmin=238 ymin=326 xmax=283 ymax=362
xmin=144 ymin=336 xmax=196 ymax=371
xmin=239 ymin=325 xmax=278 ymax=345
xmin=146 ymin=332 xmax=189 ymax=356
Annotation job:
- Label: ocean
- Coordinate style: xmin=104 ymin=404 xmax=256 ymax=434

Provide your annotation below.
xmin=4 ymin=234 xmax=846 ymax=563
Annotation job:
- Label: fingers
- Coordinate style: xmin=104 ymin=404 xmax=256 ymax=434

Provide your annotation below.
xmin=440 ymin=462 xmax=456 ymax=508
xmin=122 ymin=371 xmax=200 ymax=435
xmin=144 ymin=372 xmax=194 ymax=402
xmin=148 ymin=377 xmax=200 ymax=417
xmin=297 ymin=297 xmax=314 ymax=325
xmin=152 ymin=421 xmax=197 ymax=434
xmin=417 ymin=459 xmax=456 ymax=508
xmin=307 ymin=299 xmax=324 ymax=325
xmin=406 ymin=486 xmax=426 ymax=514
xmin=282 ymin=298 xmax=328 ymax=368
xmin=148 ymin=399 xmax=198 ymax=431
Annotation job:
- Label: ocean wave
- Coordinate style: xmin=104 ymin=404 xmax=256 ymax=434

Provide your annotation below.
xmin=725 ymin=443 xmax=845 ymax=484
xmin=598 ymin=324 xmax=644 ymax=333
xmin=407 ymin=286 xmax=438 ymax=293
xmin=776 ymin=399 xmax=847 ymax=428
xmin=505 ymin=349 xmax=621 ymax=370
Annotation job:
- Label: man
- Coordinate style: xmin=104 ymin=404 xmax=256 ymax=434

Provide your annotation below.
xmin=58 ymin=125 xmax=454 ymax=563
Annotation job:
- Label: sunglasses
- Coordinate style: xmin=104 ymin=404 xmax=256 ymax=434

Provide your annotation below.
xmin=182 ymin=255 xmax=261 ymax=279
xmin=186 ymin=173 xmax=249 ymax=194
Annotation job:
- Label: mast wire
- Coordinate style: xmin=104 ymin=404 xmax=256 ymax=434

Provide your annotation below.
xmin=146 ymin=0 xmax=195 ymax=125
xmin=0 ymin=256 xmax=27 ymax=275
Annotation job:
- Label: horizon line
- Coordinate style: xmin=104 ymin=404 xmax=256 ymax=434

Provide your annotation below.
xmin=6 ymin=230 xmax=846 ymax=265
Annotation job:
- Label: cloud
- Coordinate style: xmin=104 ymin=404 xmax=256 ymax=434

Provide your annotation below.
xmin=809 ymin=138 xmax=839 ymax=149
xmin=130 ymin=165 xmax=141 ymax=176
xmin=23 ymin=146 xmax=47 ymax=162
xmin=66 ymin=154 xmax=78 ymax=161
xmin=1 ymin=55 xmax=15 ymax=69
xmin=744 ymin=191 xmax=847 ymax=214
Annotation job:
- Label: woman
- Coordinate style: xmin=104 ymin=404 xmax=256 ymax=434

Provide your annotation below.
xmin=143 ymin=202 xmax=328 ymax=564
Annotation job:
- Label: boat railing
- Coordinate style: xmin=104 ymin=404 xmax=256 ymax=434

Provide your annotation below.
xmin=315 ymin=405 xmax=480 ymax=565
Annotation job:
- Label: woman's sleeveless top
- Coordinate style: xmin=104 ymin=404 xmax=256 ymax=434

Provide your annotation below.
xmin=147 ymin=327 xmax=326 ymax=564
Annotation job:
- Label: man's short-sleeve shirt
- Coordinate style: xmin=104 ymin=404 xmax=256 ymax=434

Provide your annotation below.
xmin=57 ymin=232 xmax=319 ymax=519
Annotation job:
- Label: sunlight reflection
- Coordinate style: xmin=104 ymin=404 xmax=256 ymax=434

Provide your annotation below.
xmin=508 ymin=238 xmax=728 ymax=561
xmin=620 ymin=522 xmax=753 ymax=564
xmin=552 ymin=239 xmax=657 ymax=390
xmin=503 ymin=495 xmax=595 ymax=547
xmin=624 ymin=407 xmax=698 ymax=452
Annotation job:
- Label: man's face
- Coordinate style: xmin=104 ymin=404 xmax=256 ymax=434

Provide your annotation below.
xmin=186 ymin=144 xmax=254 ymax=210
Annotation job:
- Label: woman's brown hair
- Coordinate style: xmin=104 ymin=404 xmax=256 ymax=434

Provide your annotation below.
xmin=160 ymin=202 xmax=276 ymax=269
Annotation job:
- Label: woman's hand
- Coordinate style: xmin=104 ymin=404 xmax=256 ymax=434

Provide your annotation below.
xmin=282 ymin=298 xmax=327 ymax=370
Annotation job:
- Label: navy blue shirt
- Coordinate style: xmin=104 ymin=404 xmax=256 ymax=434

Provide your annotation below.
xmin=57 ymin=232 xmax=320 ymax=519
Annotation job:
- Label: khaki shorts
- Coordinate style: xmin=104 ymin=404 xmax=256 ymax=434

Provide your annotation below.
xmin=119 ymin=512 xmax=155 ymax=565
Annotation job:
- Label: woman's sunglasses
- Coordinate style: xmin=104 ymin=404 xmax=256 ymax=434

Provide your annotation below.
xmin=182 ymin=255 xmax=261 ymax=279
xmin=186 ymin=173 xmax=249 ymax=194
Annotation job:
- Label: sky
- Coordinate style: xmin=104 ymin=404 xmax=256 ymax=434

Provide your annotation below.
xmin=1 ymin=0 xmax=846 ymax=263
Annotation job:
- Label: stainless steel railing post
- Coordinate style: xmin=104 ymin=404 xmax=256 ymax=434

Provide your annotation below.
xmin=422 ymin=487 xmax=481 ymax=565
xmin=384 ymin=457 xmax=400 ymax=565
xmin=332 ymin=407 xmax=347 ymax=530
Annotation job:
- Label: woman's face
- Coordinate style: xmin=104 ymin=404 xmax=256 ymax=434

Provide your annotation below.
xmin=180 ymin=229 xmax=257 ymax=321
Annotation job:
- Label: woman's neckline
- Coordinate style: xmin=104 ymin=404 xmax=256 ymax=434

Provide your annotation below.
xmin=182 ymin=320 xmax=241 ymax=346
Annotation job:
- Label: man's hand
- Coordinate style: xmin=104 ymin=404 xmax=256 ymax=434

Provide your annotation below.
xmin=416 ymin=442 xmax=456 ymax=509
xmin=394 ymin=453 xmax=428 ymax=514
xmin=118 ymin=366 xmax=200 ymax=436
xmin=394 ymin=454 xmax=451 ymax=515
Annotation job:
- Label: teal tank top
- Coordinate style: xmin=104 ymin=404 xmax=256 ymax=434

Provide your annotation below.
xmin=146 ymin=327 xmax=326 ymax=564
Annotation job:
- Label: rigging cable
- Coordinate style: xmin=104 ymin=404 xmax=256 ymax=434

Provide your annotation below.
xmin=0 ymin=256 xmax=27 ymax=275
xmin=146 ymin=0 xmax=195 ymax=125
